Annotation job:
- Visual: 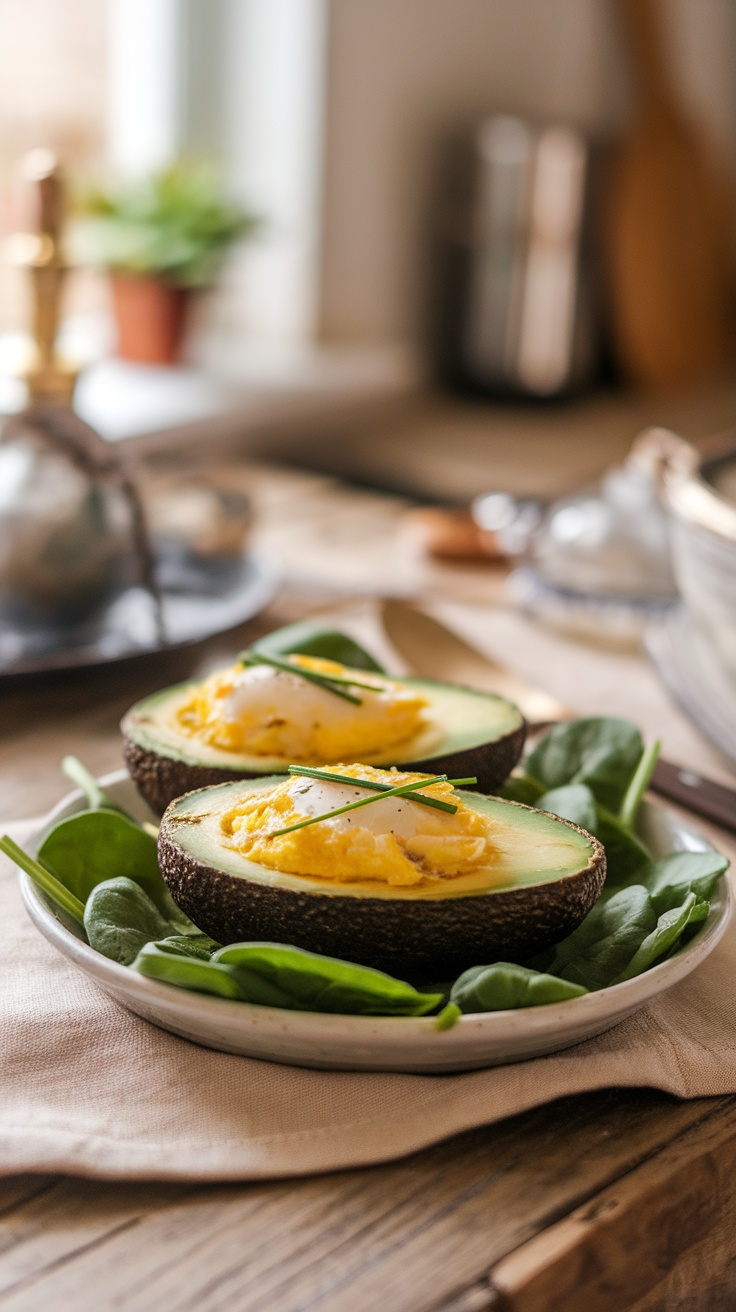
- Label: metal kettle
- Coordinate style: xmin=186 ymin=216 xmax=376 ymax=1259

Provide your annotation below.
xmin=0 ymin=152 xmax=157 ymax=636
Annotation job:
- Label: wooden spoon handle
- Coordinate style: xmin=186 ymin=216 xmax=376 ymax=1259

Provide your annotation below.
xmin=614 ymin=0 xmax=680 ymax=117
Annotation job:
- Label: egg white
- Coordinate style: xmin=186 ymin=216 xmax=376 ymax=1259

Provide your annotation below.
xmin=173 ymin=658 xmax=430 ymax=763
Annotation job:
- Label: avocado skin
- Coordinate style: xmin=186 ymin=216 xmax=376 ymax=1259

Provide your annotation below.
xmin=123 ymin=735 xmax=251 ymax=817
xmin=124 ymin=720 xmax=526 ymax=817
xmin=157 ymin=807 xmax=604 ymax=976
xmin=405 ymin=726 xmax=525 ymax=796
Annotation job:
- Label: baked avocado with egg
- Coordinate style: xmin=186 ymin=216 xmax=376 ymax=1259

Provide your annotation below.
xmin=123 ymin=653 xmax=526 ymax=815
xmin=157 ymin=766 xmax=604 ymax=974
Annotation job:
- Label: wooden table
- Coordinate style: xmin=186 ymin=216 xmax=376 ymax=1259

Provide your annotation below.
xmin=2 ymin=460 xmax=736 ymax=1311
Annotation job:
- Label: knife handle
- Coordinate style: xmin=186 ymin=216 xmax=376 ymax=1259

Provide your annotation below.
xmin=650 ymin=759 xmax=736 ymax=835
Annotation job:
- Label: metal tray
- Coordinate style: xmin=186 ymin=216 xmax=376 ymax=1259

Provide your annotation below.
xmin=0 ymin=550 xmax=280 ymax=678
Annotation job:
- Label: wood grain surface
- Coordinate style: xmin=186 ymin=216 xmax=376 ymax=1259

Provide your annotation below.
xmin=0 ymin=1093 xmax=729 ymax=1312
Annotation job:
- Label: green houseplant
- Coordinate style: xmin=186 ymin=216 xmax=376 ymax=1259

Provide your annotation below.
xmin=76 ymin=161 xmax=258 ymax=365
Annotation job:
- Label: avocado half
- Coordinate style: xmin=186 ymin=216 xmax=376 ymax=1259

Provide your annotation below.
xmin=122 ymin=677 xmax=526 ymax=815
xmin=157 ymin=779 xmax=605 ymax=975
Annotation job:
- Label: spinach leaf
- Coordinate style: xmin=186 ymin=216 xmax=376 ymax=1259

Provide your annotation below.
xmin=593 ymin=806 xmax=652 ymax=887
xmin=0 ymin=834 xmax=85 ymax=927
xmin=38 ymin=810 xmax=194 ymax=931
xmin=540 ymin=885 xmax=657 ymax=990
xmin=526 ymin=718 xmax=644 ymax=812
xmin=252 ymin=620 xmax=384 ymax=673
xmin=435 ymin=1002 xmax=462 ymax=1030
xmin=618 ymin=739 xmax=661 ymax=829
xmin=61 ymin=756 xmax=159 ymax=840
xmin=615 ymin=893 xmax=705 ymax=982
xmin=132 ymin=943 xmax=246 ymax=999
xmin=451 ymin=962 xmax=587 ymax=1012
xmin=538 ymin=873 xmax=719 ymax=991
xmin=496 ymin=773 xmax=546 ymax=805
xmin=154 ymin=934 xmax=221 ymax=961
xmin=536 ymin=783 xmax=597 ymax=833
xmin=646 ymin=851 xmax=729 ymax=914
xmin=212 ymin=942 xmax=443 ymax=1015
xmin=84 ymin=877 xmax=174 ymax=966
xmin=61 ymin=755 xmax=132 ymax=819
xmin=131 ymin=939 xmax=443 ymax=1015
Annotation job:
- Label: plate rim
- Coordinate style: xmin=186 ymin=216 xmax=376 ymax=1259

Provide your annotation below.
xmin=17 ymin=771 xmax=733 ymax=1042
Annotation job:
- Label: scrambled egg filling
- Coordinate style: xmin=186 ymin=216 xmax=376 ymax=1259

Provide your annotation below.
xmin=173 ymin=656 xmax=428 ymax=762
xmin=220 ymin=764 xmax=499 ymax=887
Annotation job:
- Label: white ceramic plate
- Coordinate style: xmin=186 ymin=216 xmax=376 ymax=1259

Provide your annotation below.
xmin=19 ymin=772 xmax=732 ymax=1073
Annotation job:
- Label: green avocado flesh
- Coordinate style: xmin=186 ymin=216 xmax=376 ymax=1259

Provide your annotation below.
xmin=123 ymin=676 xmax=526 ymax=815
xmin=158 ymin=778 xmax=604 ymax=974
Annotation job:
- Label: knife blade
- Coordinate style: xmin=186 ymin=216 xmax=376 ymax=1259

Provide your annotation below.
xmin=381 ymin=600 xmax=736 ymax=836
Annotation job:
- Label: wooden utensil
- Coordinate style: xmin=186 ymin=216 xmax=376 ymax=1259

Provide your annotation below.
xmin=381 ymin=599 xmax=736 ymax=835
xmin=382 ymin=599 xmax=565 ymax=725
xmin=606 ymin=0 xmax=732 ymax=389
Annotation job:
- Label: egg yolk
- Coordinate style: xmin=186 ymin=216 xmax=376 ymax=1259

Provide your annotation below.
xmin=221 ymin=764 xmax=498 ymax=887
xmin=173 ymin=657 xmax=428 ymax=763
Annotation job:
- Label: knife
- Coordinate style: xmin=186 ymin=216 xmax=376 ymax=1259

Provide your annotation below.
xmin=381 ymin=599 xmax=736 ymax=836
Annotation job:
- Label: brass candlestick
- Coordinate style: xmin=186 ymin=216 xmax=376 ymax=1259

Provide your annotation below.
xmin=6 ymin=148 xmax=78 ymax=404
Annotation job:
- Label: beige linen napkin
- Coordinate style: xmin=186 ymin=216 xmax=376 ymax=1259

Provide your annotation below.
xmin=2 ymin=825 xmax=736 ymax=1182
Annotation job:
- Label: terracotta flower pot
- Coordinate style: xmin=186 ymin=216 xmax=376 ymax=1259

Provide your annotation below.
xmin=110 ymin=274 xmax=192 ymax=366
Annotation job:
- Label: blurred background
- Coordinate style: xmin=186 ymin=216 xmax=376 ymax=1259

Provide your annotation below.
xmin=3 ymin=0 xmax=736 ymax=768
xmin=1 ymin=0 xmax=735 ymax=419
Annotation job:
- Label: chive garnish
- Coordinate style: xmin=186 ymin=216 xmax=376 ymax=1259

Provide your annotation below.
xmin=239 ymin=651 xmax=364 ymax=705
xmin=287 ymin=765 xmax=476 ymax=814
xmin=284 ymin=669 xmax=384 ymax=693
xmin=270 ymin=768 xmax=478 ymax=838
xmin=0 ymin=834 xmax=86 ymax=927
xmin=270 ymin=776 xmax=451 ymax=837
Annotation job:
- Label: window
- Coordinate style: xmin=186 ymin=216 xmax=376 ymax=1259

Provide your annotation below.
xmin=0 ymin=0 xmax=108 ymax=333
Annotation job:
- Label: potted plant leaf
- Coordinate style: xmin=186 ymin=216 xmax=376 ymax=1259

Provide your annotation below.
xmin=74 ymin=161 xmax=258 ymax=365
